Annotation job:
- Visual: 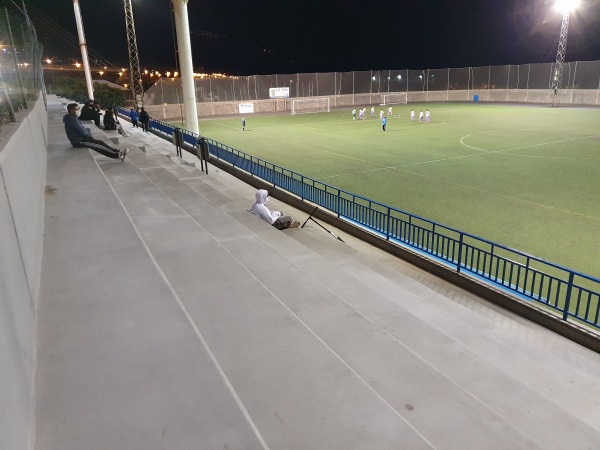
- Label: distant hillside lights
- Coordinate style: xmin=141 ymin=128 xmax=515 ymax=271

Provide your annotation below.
xmin=47 ymin=58 xmax=228 ymax=81
xmin=45 ymin=56 xmax=229 ymax=88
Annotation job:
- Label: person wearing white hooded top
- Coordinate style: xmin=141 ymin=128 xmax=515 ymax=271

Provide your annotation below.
xmin=251 ymin=189 xmax=300 ymax=229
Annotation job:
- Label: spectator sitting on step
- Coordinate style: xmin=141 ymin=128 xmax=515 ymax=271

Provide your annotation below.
xmin=78 ymin=99 xmax=101 ymax=127
xmin=250 ymin=189 xmax=300 ymax=230
xmin=63 ymin=103 xmax=128 ymax=161
xmin=103 ymin=108 xmax=117 ymax=130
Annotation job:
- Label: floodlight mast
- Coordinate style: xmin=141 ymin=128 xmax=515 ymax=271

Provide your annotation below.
xmin=124 ymin=0 xmax=143 ymax=107
xmin=72 ymin=0 xmax=94 ymax=101
xmin=172 ymin=0 xmax=199 ymax=134
xmin=550 ymin=1 xmax=578 ymax=107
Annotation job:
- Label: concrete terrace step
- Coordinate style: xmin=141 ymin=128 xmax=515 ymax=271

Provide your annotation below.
xmin=163 ymin=155 xmax=600 ymax=378
xmin=104 ymin=155 xmax=530 ymax=449
xmin=91 ymin=149 xmax=434 ymax=449
xmin=283 ymin=226 xmax=600 ymax=438
xmin=122 ymin=147 xmax=600 ymax=448
xmin=38 ymin=131 xmax=265 ymax=448
xmin=154 ymin=146 xmax=600 ymax=441
xmin=294 ymin=226 xmax=600 ymax=382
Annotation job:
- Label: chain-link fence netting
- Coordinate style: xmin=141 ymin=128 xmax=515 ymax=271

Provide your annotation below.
xmin=0 ymin=7 xmax=46 ymax=120
xmin=144 ymin=61 xmax=600 ymax=108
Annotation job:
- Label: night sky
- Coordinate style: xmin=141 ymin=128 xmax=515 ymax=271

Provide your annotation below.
xmin=18 ymin=0 xmax=600 ymax=75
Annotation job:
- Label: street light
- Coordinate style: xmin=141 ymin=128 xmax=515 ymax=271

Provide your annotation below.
xmin=550 ymin=0 xmax=579 ymax=106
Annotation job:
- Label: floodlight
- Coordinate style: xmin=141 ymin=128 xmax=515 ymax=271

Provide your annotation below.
xmin=372 ymin=76 xmax=376 ymax=81
xmin=554 ymin=0 xmax=579 ymax=13
xmin=397 ymin=75 xmax=402 ymax=80
xmin=550 ymin=0 xmax=578 ymax=106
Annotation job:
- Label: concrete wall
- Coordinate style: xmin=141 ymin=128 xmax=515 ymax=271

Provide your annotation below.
xmin=145 ymin=89 xmax=600 ymax=120
xmin=0 ymin=95 xmax=48 ymax=450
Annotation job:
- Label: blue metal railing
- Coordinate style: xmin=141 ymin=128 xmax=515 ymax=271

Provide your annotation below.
xmin=115 ymin=111 xmax=600 ymax=331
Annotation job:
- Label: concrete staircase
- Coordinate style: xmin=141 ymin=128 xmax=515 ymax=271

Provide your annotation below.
xmin=36 ymin=98 xmax=600 ymax=449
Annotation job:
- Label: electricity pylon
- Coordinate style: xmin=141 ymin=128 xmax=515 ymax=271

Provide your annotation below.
xmin=123 ymin=0 xmax=143 ymax=106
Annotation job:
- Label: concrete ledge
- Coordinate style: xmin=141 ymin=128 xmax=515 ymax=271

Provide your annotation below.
xmin=209 ymin=156 xmax=600 ymax=354
xmin=0 ymin=94 xmax=47 ymax=450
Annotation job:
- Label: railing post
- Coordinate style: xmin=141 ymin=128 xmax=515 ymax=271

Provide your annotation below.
xmin=301 ymin=175 xmax=305 ymax=200
xmin=386 ymin=207 xmax=391 ymax=241
xmin=562 ymin=271 xmax=575 ymax=321
xmin=523 ymin=256 xmax=530 ymax=296
xmin=456 ymin=232 xmax=464 ymax=273
xmin=337 ymin=190 xmax=341 ymax=218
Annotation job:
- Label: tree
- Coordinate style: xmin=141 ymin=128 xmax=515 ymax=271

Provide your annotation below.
xmin=92 ymin=83 xmax=128 ymax=108
xmin=48 ymin=76 xmax=129 ymax=108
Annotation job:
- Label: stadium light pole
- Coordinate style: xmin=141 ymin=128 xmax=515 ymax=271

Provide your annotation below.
xmin=550 ymin=0 xmax=579 ymax=107
xmin=72 ymin=0 xmax=94 ymax=100
xmin=172 ymin=0 xmax=199 ymax=134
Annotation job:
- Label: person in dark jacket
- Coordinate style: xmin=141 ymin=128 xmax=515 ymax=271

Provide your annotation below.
xmin=78 ymin=99 xmax=101 ymax=127
xmin=139 ymin=107 xmax=150 ymax=133
xmin=103 ymin=108 xmax=117 ymax=130
xmin=63 ymin=103 xmax=128 ymax=160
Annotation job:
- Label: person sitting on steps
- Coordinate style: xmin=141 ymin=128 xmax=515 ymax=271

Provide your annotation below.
xmin=103 ymin=108 xmax=117 ymax=130
xmin=250 ymin=189 xmax=300 ymax=230
xmin=63 ymin=103 xmax=128 ymax=161
xmin=78 ymin=99 xmax=101 ymax=127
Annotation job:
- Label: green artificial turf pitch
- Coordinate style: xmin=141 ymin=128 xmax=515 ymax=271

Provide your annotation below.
xmin=191 ymin=103 xmax=600 ymax=279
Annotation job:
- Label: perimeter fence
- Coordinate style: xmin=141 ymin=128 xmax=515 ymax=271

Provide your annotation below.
xmin=144 ymin=61 xmax=600 ymax=107
xmin=116 ymin=106 xmax=600 ymax=333
xmin=0 ymin=6 xmax=47 ymax=120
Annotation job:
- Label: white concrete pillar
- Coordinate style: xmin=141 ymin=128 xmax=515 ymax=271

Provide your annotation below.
xmin=72 ymin=0 xmax=94 ymax=101
xmin=172 ymin=0 xmax=199 ymax=134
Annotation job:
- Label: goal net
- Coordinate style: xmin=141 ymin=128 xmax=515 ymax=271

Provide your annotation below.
xmin=381 ymin=93 xmax=408 ymax=105
xmin=291 ymin=98 xmax=330 ymax=115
